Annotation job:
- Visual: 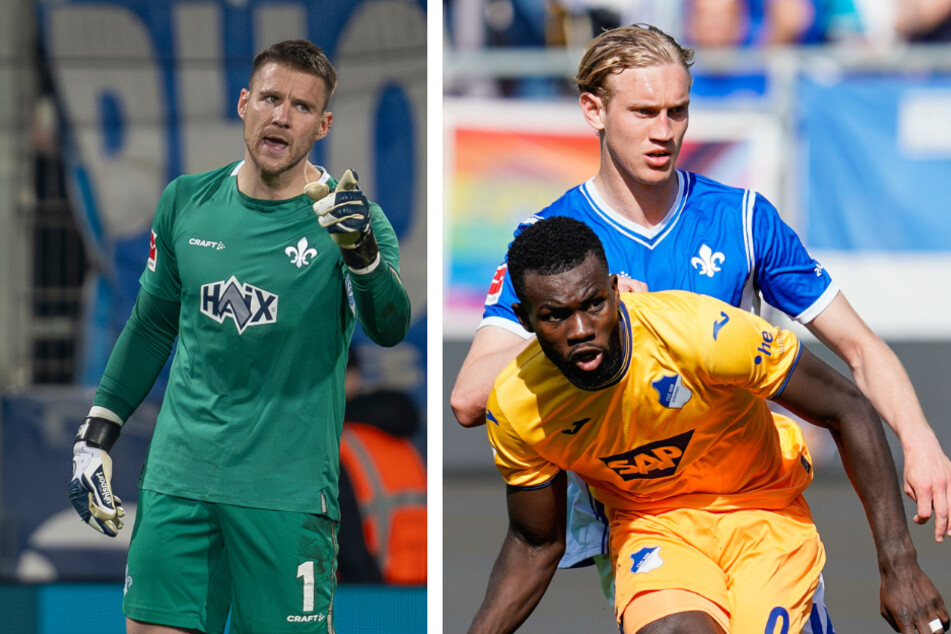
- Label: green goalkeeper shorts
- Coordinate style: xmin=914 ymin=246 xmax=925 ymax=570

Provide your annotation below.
xmin=123 ymin=490 xmax=338 ymax=633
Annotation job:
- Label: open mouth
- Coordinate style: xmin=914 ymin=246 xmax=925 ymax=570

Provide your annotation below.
xmin=263 ymin=136 xmax=289 ymax=153
xmin=570 ymin=347 xmax=604 ymax=372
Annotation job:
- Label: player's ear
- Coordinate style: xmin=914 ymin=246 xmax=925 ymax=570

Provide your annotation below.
xmin=610 ymin=274 xmax=620 ymax=302
xmin=513 ymin=302 xmax=535 ymax=334
xmin=314 ymin=111 xmax=333 ymax=141
xmin=237 ymin=88 xmax=250 ymax=120
xmin=579 ymin=92 xmax=605 ymax=132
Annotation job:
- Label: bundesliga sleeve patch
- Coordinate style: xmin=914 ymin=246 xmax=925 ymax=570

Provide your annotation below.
xmin=485 ymin=263 xmax=507 ymax=306
xmin=147 ymin=229 xmax=158 ymax=272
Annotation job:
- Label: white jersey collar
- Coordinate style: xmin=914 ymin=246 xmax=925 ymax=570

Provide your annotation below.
xmin=582 ymin=170 xmax=686 ymax=241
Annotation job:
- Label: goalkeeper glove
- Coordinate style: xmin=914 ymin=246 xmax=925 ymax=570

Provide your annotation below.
xmin=68 ymin=416 xmax=125 ymax=537
xmin=305 ymin=169 xmax=381 ymax=273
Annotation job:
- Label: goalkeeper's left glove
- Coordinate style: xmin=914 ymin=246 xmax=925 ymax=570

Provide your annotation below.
xmin=305 ymin=169 xmax=381 ymax=273
xmin=68 ymin=416 xmax=125 ymax=537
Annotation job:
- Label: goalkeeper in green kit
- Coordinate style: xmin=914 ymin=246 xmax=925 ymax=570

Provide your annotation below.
xmin=67 ymin=40 xmax=411 ymax=634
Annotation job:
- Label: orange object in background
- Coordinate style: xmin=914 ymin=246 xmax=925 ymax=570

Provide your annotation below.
xmin=340 ymin=422 xmax=427 ymax=585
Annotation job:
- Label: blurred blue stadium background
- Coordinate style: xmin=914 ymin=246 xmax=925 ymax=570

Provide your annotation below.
xmin=0 ymin=0 xmax=426 ymax=631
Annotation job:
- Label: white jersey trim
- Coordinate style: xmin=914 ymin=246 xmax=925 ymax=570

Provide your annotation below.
xmin=579 ymin=171 xmax=689 ymax=250
xmin=740 ymin=189 xmax=759 ymax=314
xmin=794 ymin=283 xmax=840 ymax=324
xmin=228 ymin=161 xmax=333 ymax=189
xmin=478 ymin=315 xmax=534 ymax=339
xmin=742 ymin=190 xmax=756 ymax=278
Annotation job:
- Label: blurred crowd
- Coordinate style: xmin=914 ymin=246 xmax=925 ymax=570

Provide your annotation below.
xmin=448 ymin=0 xmax=951 ymax=50
xmin=446 ymin=0 xmax=951 ymax=95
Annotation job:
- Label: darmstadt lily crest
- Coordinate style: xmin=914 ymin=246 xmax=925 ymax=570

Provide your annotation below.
xmin=691 ymin=244 xmax=725 ymax=278
xmin=286 ymin=237 xmax=317 ymax=268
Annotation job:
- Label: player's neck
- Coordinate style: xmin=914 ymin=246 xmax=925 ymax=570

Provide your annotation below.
xmin=593 ymin=169 xmax=679 ymax=228
xmin=236 ymin=159 xmax=307 ymax=201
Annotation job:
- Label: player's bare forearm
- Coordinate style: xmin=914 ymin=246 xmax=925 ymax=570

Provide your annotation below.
xmin=777 ymin=347 xmax=949 ymax=630
xmin=469 ymin=529 xmax=564 ymax=633
xmin=452 ymin=327 xmax=532 ymax=427
xmin=470 ymin=473 xmax=567 ymax=633
xmin=849 ymin=340 xmax=951 ymax=539
xmin=808 ymin=294 xmax=951 ymax=540
xmin=778 ymin=348 xmax=912 ymax=555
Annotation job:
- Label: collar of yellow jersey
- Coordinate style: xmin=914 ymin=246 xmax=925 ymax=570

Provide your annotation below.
xmin=597 ymin=301 xmax=632 ymax=390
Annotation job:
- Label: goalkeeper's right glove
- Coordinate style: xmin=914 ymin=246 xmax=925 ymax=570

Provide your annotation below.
xmin=305 ymin=169 xmax=381 ymax=274
xmin=68 ymin=416 xmax=125 ymax=537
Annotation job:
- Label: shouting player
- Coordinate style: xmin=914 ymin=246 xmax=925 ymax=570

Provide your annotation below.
xmin=68 ymin=40 xmax=410 ymax=633
xmin=451 ymin=22 xmax=951 ymax=603
xmin=469 ymin=216 xmax=948 ymax=634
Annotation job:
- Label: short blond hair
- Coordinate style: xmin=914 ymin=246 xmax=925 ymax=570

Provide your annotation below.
xmin=576 ymin=24 xmax=694 ymax=104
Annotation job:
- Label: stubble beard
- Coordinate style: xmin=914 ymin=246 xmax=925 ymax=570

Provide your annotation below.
xmin=245 ymin=130 xmax=309 ymax=182
xmin=540 ymin=324 xmax=625 ymax=391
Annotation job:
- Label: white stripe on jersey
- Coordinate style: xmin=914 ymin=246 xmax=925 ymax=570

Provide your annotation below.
xmin=579 ymin=171 xmax=690 ymax=250
xmin=740 ymin=189 xmax=760 ymax=315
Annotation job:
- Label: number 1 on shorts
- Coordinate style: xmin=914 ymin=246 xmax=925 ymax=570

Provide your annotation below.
xmin=297 ymin=561 xmax=315 ymax=612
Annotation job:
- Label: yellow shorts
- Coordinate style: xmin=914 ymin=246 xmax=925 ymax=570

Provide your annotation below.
xmin=610 ymin=496 xmax=825 ymax=633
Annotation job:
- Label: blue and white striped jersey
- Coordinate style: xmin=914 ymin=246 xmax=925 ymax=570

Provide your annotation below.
xmin=482 ymin=170 xmax=837 ymax=336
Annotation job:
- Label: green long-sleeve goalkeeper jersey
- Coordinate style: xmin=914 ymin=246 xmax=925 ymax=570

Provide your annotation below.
xmin=94 ymin=161 xmax=411 ymax=519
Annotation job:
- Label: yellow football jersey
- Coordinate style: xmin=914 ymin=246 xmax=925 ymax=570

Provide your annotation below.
xmin=486 ymin=290 xmax=815 ymax=514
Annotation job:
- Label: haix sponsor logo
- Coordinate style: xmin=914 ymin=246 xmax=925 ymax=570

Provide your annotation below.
xmin=189 ymin=237 xmax=226 ymax=250
xmin=287 ymin=614 xmax=326 ymax=623
xmin=200 ymin=276 xmax=278 ymax=334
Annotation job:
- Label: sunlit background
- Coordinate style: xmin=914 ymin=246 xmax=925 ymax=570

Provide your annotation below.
xmin=442 ymin=0 xmax=951 ymax=631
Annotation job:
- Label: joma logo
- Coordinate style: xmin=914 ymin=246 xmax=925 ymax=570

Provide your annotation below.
xmin=200 ymin=276 xmax=278 ymax=334
xmin=600 ymin=430 xmax=694 ymax=481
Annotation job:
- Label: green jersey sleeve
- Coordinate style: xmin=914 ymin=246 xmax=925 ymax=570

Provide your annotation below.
xmin=346 ymin=201 xmax=411 ymax=348
xmin=93 ymin=289 xmax=181 ymax=422
xmin=142 ymin=179 xmax=183 ymax=302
